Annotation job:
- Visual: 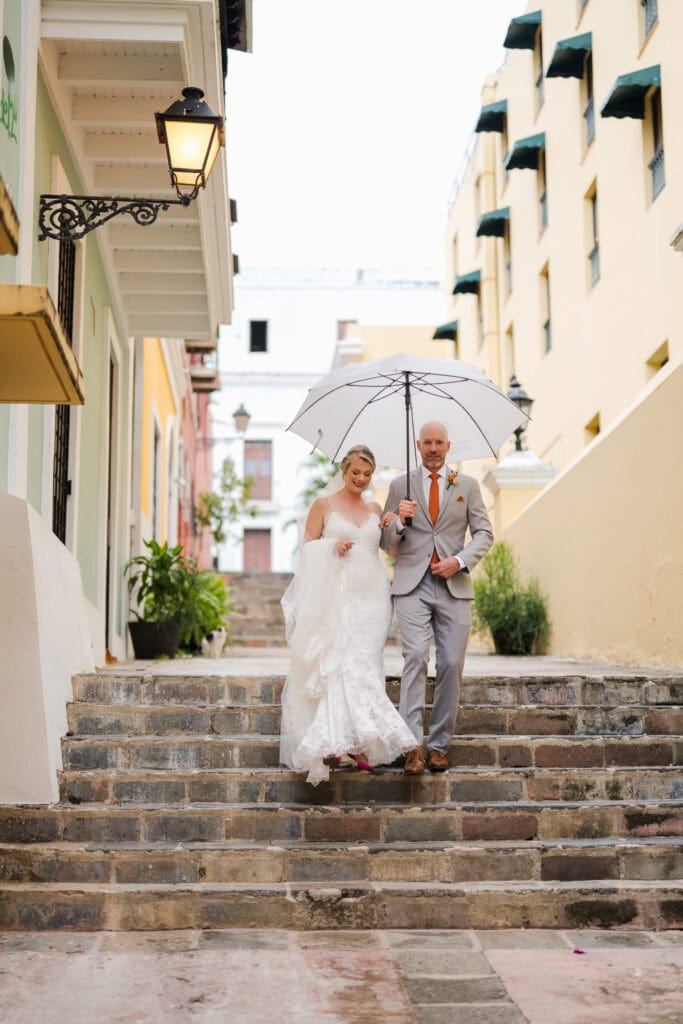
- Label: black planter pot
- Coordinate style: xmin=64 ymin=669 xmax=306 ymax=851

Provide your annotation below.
xmin=128 ymin=620 xmax=180 ymax=659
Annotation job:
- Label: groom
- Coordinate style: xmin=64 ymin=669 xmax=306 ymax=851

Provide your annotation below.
xmin=380 ymin=421 xmax=493 ymax=774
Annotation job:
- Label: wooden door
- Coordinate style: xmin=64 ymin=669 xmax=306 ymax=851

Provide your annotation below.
xmin=243 ymin=529 xmax=271 ymax=571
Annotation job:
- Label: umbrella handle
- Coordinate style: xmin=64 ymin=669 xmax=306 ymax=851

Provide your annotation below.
xmin=404 ymin=372 xmax=413 ymax=527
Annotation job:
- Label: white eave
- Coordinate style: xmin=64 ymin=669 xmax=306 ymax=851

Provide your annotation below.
xmin=40 ymin=0 xmax=234 ymax=340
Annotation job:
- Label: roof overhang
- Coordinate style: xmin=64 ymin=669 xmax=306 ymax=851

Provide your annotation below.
xmin=600 ymin=65 xmax=661 ymax=120
xmin=475 ymin=100 xmax=507 ymax=134
xmin=503 ymin=11 xmax=541 ymax=50
xmin=546 ymin=33 xmax=592 ymax=79
xmin=0 ymin=285 xmax=84 ymax=404
xmin=39 ymin=0 xmax=235 ymax=340
xmin=0 ymin=176 xmax=19 ymax=255
xmin=190 ymin=366 xmax=220 ymax=392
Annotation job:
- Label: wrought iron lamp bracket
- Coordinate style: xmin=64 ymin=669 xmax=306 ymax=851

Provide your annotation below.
xmin=38 ymin=193 xmax=192 ymax=242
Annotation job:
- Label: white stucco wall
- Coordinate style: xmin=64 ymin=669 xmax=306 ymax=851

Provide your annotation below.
xmin=0 ymin=493 xmax=94 ymax=802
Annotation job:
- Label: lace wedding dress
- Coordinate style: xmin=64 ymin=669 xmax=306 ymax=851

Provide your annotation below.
xmin=280 ymin=508 xmax=415 ymax=785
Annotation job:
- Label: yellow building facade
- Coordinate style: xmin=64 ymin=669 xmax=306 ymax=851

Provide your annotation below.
xmin=445 ymin=0 xmax=682 ymax=665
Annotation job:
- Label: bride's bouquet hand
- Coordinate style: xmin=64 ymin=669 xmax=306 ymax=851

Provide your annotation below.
xmin=335 ymin=540 xmax=355 ymax=558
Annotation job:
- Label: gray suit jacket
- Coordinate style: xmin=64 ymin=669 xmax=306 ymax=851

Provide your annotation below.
xmin=380 ymin=470 xmax=494 ymax=599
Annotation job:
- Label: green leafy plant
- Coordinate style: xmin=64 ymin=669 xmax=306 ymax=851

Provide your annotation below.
xmin=195 ymin=457 xmax=256 ymax=546
xmin=473 ymin=542 xmax=550 ymax=656
xmin=125 ymin=539 xmax=188 ymax=623
xmin=177 ymin=570 xmax=235 ymax=652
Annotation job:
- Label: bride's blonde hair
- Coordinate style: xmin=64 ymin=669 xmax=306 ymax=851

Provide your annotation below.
xmin=340 ymin=445 xmax=376 ymax=474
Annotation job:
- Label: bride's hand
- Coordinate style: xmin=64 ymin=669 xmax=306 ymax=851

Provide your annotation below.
xmin=380 ymin=512 xmax=397 ymax=528
xmin=335 ymin=540 xmax=354 ymax=557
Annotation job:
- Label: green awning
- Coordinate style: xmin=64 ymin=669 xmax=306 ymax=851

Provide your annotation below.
xmin=600 ymin=65 xmax=661 ymax=120
xmin=503 ymin=10 xmax=541 ymax=50
xmin=476 ymin=207 xmax=510 ymax=238
xmin=452 ymin=271 xmax=481 ymax=296
xmin=505 ymin=132 xmax=545 ymax=171
xmin=475 ymin=99 xmax=507 ymax=133
xmin=546 ymin=32 xmax=592 ymax=79
xmin=432 ymin=321 xmax=458 ymax=341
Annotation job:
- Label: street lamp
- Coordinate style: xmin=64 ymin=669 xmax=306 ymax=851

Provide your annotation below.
xmin=232 ymin=403 xmax=251 ymax=434
xmin=506 ymin=374 xmax=534 ymax=451
xmin=38 ymin=88 xmax=224 ymax=241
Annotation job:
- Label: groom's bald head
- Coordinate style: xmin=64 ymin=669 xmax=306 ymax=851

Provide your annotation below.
xmin=417 ymin=422 xmax=451 ymax=471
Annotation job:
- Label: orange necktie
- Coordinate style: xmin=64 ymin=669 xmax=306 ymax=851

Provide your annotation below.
xmin=429 ymin=472 xmax=439 ymax=565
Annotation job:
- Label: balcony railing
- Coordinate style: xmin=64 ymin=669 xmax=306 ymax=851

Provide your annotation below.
xmin=543 ymin=318 xmax=551 ymax=353
xmin=584 ymin=97 xmax=595 ymax=145
xmin=589 ymin=243 xmax=600 ymax=287
xmin=649 ymin=144 xmax=665 ymax=200
xmin=642 ymin=0 xmax=658 ymax=36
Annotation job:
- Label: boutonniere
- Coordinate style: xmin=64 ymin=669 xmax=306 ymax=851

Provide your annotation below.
xmin=446 ymin=470 xmax=458 ymax=490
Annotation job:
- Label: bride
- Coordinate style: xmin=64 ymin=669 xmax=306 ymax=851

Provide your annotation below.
xmin=280 ymin=444 xmax=415 ymax=785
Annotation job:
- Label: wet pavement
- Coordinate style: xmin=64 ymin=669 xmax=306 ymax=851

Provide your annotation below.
xmin=1 ymin=929 xmax=681 ymax=1024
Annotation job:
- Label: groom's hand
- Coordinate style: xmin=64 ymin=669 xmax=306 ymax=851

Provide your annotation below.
xmin=398 ymin=499 xmax=416 ymax=523
xmin=431 ymin=556 xmax=461 ymax=578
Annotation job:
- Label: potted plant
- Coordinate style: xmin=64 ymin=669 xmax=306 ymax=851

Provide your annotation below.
xmin=125 ymin=539 xmax=188 ymax=659
xmin=473 ymin=542 xmax=550 ymax=656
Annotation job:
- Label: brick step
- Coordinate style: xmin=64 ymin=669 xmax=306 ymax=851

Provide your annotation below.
xmin=57 ymin=766 xmax=683 ymax=806
xmin=60 ymin=733 xmax=683 ymax=771
xmin=71 ymin=673 xmax=683 ymax=708
xmin=65 ymin=702 xmax=683 ymax=738
xmin=0 ymin=878 xmax=680 ymax=931
xmin=1 ymin=800 xmax=680 ymax=844
xmin=225 ymin=637 xmax=288 ymax=648
xmin=1 ymin=837 xmax=680 ymax=886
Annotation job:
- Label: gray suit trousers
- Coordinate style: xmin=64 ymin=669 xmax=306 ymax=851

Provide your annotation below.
xmin=393 ymin=568 xmax=472 ymax=751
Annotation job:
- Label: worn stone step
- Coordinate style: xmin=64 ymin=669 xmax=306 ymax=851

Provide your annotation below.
xmin=1 ymin=800 xmax=680 ymax=844
xmin=60 ymin=733 xmax=683 ymax=771
xmin=71 ymin=673 xmax=683 ymax=708
xmin=65 ymin=702 xmax=683 ymax=738
xmin=0 ymin=878 xmax=681 ymax=931
xmin=56 ymin=766 xmax=683 ymax=806
xmin=1 ymin=837 xmax=680 ymax=886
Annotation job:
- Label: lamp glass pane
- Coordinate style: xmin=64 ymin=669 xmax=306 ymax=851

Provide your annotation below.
xmin=165 ymin=120 xmax=215 ymax=178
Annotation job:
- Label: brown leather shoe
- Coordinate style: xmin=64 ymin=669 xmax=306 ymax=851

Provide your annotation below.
xmin=404 ymin=746 xmax=426 ymax=775
xmin=427 ymin=749 xmax=450 ymax=773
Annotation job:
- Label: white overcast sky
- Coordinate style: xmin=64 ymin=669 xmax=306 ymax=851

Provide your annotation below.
xmin=225 ymin=0 xmax=527 ymax=279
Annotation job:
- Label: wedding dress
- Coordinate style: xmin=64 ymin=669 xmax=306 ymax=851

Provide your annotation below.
xmin=280 ymin=507 xmax=415 ymax=785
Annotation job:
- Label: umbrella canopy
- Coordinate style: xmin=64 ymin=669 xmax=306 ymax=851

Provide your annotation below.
xmin=286 ymin=352 xmax=528 ymax=470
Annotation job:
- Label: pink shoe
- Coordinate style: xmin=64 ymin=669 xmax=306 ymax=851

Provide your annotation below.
xmin=348 ymin=752 xmax=374 ymax=771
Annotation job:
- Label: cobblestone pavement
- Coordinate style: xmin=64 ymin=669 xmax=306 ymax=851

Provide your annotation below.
xmin=1 ymin=929 xmax=681 ymax=1024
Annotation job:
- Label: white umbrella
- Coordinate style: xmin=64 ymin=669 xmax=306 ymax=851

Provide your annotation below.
xmin=286 ymin=352 xmax=528 ymax=478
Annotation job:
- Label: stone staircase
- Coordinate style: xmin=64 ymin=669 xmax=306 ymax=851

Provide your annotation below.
xmin=223 ymin=572 xmax=292 ymax=646
xmin=0 ymin=668 xmax=682 ymax=931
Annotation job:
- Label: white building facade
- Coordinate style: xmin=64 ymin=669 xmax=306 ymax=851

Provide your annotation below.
xmin=213 ymin=267 xmax=443 ymax=572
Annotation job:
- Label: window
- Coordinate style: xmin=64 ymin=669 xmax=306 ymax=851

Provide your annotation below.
xmin=583 ymin=52 xmax=595 ymax=146
xmin=641 ymin=0 xmax=658 ymax=37
xmin=538 ymin=152 xmax=548 ymax=232
xmin=244 ymin=440 xmax=272 ymax=500
xmin=534 ymin=30 xmax=544 ymax=110
xmin=586 ymin=183 xmax=600 ymax=287
xmin=243 ymin=529 xmax=271 ymax=572
xmin=647 ymin=89 xmax=665 ymax=200
xmin=504 ymin=325 xmax=515 ymax=386
xmin=540 ymin=264 xmax=551 ymax=353
xmin=646 ymin=340 xmax=669 ymax=378
xmin=249 ymin=320 xmax=268 ymax=353
xmin=584 ymin=413 xmax=600 ymax=443
xmin=503 ymin=223 xmax=513 ymax=296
